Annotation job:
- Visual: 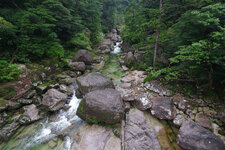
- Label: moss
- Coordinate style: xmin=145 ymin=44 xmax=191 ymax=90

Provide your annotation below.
xmin=218 ymin=129 xmax=225 ymax=135
xmin=39 ymin=80 xmax=52 ymax=87
xmin=112 ymin=128 xmax=120 ymax=138
xmin=90 ymin=51 xmax=99 ymax=57
xmin=8 ymin=118 xmax=13 ymax=124
xmin=88 ymin=117 xmax=101 ymax=124
xmin=18 ymin=114 xmax=25 ymax=120
xmin=0 ymin=98 xmax=7 ymax=107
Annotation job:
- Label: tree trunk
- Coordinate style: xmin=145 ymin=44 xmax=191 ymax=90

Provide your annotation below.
xmin=153 ymin=0 xmax=163 ymax=69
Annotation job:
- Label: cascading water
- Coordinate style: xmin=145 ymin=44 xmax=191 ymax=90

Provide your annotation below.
xmin=111 ymin=41 xmax=122 ymax=54
xmin=0 ymin=89 xmax=83 ymax=150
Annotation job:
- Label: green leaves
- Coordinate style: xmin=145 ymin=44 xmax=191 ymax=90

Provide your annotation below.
xmin=0 ymin=60 xmax=22 ymax=82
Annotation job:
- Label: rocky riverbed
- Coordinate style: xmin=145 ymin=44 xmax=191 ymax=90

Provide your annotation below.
xmin=0 ymin=28 xmax=225 ymax=150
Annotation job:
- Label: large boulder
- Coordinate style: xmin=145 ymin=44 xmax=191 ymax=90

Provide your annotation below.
xmin=177 ymin=120 xmax=225 ymax=150
xmin=76 ymin=88 xmax=124 ymax=124
xmin=42 ymin=89 xmax=67 ymax=111
xmin=144 ymin=81 xmax=171 ymax=96
xmin=19 ymin=104 xmax=42 ymax=124
xmin=73 ymin=50 xmax=93 ymax=65
xmin=134 ymin=94 xmax=152 ymax=111
xmin=100 ymin=39 xmax=114 ymax=50
xmin=70 ymin=62 xmax=86 ymax=72
xmin=151 ymin=97 xmax=176 ymax=120
xmin=76 ymin=73 xmax=114 ymax=96
xmin=71 ymin=123 xmax=121 ymax=150
xmin=124 ymin=108 xmax=161 ymax=150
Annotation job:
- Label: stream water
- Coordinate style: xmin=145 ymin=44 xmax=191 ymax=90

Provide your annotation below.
xmin=0 ymin=89 xmax=83 ymax=150
xmin=0 ymin=42 xmax=123 ymax=150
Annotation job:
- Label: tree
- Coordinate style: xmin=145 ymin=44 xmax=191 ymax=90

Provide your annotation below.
xmin=153 ymin=0 xmax=163 ymax=68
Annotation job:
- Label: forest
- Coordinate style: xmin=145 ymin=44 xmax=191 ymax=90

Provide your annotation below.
xmin=0 ymin=0 xmax=224 ymax=100
xmin=0 ymin=0 xmax=225 ymax=149
xmin=122 ymin=0 xmax=225 ymax=100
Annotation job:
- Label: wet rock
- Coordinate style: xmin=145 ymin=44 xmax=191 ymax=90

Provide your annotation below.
xmin=76 ymin=73 xmax=114 ymax=96
xmin=124 ymin=108 xmax=161 ymax=150
xmin=42 ymin=89 xmax=67 ymax=111
xmin=77 ymin=88 xmax=124 ymax=124
xmin=177 ymin=120 xmax=225 ymax=150
xmin=135 ymin=94 xmax=152 ymax=111
xmin=124 ymin=52 xmax=136 ymax=67
xmin=151 ymin=97 xmax=176 ymax=120
xmin=195 ymin=113 xmax=212 ymax=130
xmin=0 ymin=122 xmax=20 ymax=142
xmin=73 ymin=49 xmax=93 ymax=65
xmin=144 ymin=81 xmax=171 ymax=96
xmin=20 ymin=104 xmax=42 ymax=124
xmin=70 ymin=62 xmax=86 ymax=72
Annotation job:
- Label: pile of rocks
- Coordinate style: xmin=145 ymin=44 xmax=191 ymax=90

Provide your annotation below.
xmin=116 ymin=70 xmax=225 ymax=149
xmin=97 ymin=28 xmax=122 ymax=54
xmin=0 ymin=50 xmax=96 ymax=142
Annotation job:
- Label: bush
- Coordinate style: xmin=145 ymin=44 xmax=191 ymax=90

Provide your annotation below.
xmin=0 ymin=60 xmax=22 ymax=82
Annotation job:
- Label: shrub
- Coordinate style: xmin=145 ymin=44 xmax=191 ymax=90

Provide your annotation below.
xmin=0 ymin=60 xmax=22 ymax=82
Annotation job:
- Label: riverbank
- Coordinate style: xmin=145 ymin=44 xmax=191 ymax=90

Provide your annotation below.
xmin=0 ymin=29 xmax=225 ymax=150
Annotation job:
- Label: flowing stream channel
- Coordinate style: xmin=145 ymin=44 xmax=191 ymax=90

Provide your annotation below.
xmin=0 ymin=89 xmax=83 ymax=150
xmin=0 ymin=42 xmax=123 ymax=150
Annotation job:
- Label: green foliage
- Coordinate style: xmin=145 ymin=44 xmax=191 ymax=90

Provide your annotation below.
xmin=0 ymin=0 xmax=121 ymax=64
xmin=67 ymin=32 xmax=91 ymax=50
xmin=124 ymin=1 xmax=225 ymax=100
xmin=0 ymin=60 xmax=22 ymax=82
xmin=130 ymin=61 xmax=147 ymax=71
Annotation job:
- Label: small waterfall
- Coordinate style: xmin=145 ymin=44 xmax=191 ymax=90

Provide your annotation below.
xmin=2 ymin=90 xmax=83 ymax=150
xmin=111 ymin=41 xmax=123 ymax=54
